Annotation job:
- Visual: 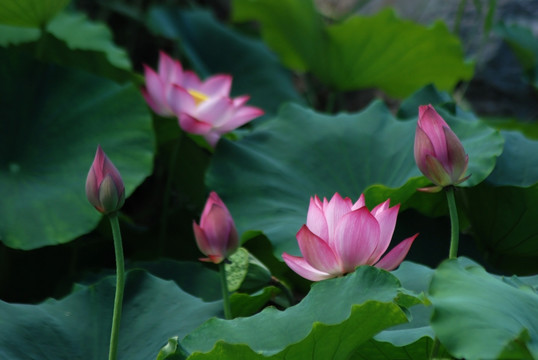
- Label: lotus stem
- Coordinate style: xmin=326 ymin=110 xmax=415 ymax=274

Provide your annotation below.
xmin=446 ymin=186 xmax=459 ymax=259
xmin=218 ymin=261 xmax=232 ymax=319
xmin=108 ymin=212 xmax=125 ymax=360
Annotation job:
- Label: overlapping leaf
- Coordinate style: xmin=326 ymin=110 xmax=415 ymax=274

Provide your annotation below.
xmin=0 ymin=270 xmax=222 ymax=360
xmin=182 ymin=266 xmax=421 ymax=359
xmin=232 ymin=0 xmax=473 ymax=96
xmin=0 ymin=48 xmax=154 ymax=249
xmin=206 ymin=102 xmax=503 ymax=256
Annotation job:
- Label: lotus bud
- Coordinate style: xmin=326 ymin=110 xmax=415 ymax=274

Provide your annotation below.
xmin=414 ymin=104 xmax=470 ymax=192
xmin=85 ymin=145 xmax=125 ymax=214
xmin=193 ymin=192 xmax=239 ymax=264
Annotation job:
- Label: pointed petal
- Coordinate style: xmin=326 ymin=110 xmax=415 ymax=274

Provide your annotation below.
xmin=418 ymin=105 xmax=449 ymax=160
xmin=201 ymin=192 xmax=224 ymax=220
xmin=414 ymin=125 xmax=436 ymax=175
xmin=167 ymin=85 xmax=196 ymax=115
xmin=334 ymin=208 xmax=380 ymax=272
xmin=443 ymin=126 xmax=468 ymax=182
xmin=193 ymin=221 xmax=211 ymax=256
xmin=216 ymin=106 xmax=264 ymax=132
xmin=196 ymin=96 xmax=235 ymax=126
xmin=200 ymin=74 xmax=232 ymax=98
xmin=375 ymin=234 xmax=418 ymax=271
xmin=179 ymin=113 xmax=213 ymax=135
xmin=282 ymin=253 xmax=334 ymax=281
xmin=368 ymin=202 xmax=400 ymax=264
xmin=233 ymin=95 xmax=250 ymax=107
xmin=296 ymin=225 xmax=342 ymax=275
xmin=306 ymin=196 xmax=329 ymax=240
xmin=142 ymin=65 xmax=172 ymax=116
xmin=424 ymin=154 xmax=452 ymax=186
xmin=324 ymin=193 xmax=353 ymax=246
xmin=158 ymin=51 xmax=183 ymax=84
xmin=351 ymin=193 xmax=365 ymax=210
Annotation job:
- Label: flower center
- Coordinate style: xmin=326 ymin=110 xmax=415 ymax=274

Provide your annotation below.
xmin=188 ymin=89 xmax=209 ymax=106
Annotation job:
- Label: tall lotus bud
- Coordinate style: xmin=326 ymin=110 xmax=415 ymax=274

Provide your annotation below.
xmin=193 ymin=192 xmax=239 ymax=264
xmin=414 ymin=104 xmax=470 ymax=192
xmin=85 ymin=145 xmax=125 ymax=214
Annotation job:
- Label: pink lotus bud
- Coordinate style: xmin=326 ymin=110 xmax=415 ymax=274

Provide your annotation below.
xmin=85 ymin=145 xmax=125 ymax=214
xmin=282 ymin=193 xmax=417 ymax=281
xmin=414 ymin=105 xmax=469 ymax=192
xmin=193 ymin=192 xmax=239 ymax=264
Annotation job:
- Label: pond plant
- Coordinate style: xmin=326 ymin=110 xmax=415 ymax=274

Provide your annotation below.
xmin=1 ymin=0 xmax=538 ymax=359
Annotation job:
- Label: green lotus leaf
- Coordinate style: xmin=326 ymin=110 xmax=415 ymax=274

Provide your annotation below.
xmin=0 ymin=48 xmax=154 ymax=249
xmin=183 ymin=266 xmax=420 ymax=358
xmin=430 ymin=258 xmax=538 ymax=359
xmin=232 ymin=0 xmax=473 ymax=97
xmin=206 ymin=102 xmax=503 ymax=257
xmin=0 ymin=270 xmax=222 ymax=359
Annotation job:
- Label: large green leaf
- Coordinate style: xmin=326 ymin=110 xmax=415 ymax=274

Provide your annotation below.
xmin=486 ymin=130 xmax=538 ymax=187
xmin=232 ymin=1 xmax=473 ymax=96
xmin=146 ymin=7 xmax=303 ymax=116
xmin=0 ymin=48 xmax=154 ymax=249
xmin=0 ymin=0 xmax=69 ymax=27
xmin=352 ymin=262 xmax=437 ymax=359
xmin=182 ymin=266 xmax=421 ymax=358
xmin=429 ymin=259 xmax=538 ymax=359
xmin=206 ymin=102 xmax=503 ymax=257
xmin=0 ymin=270 xmax=222 ymax=359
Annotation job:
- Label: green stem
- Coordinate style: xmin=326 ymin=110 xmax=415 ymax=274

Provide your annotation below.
xmin=108 ymin=213 xmax=125 ymax=360
xmin=158 ymin=133 xmax=183 ymax=255
xmin=218 ymin=261 xmax=232 ymax=319
xmin=446 ymin=187 xmax=460 ymax=259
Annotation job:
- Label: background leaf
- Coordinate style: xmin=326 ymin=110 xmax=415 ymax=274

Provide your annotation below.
xmin=232 ymin=1 xmax=473 ymax=96
xmin=0 ymin=48 xmax=154 ymax=249
xmin=0 ymin=0 xmax=70 ymax=27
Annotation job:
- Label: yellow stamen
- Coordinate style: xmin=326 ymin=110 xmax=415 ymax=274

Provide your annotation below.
xmin=188 ymin=89 xmax=209 ymax=106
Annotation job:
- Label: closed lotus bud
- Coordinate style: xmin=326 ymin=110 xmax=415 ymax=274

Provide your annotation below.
xmin=193 ymin=192 xmax=239 ymax=264
xmin=414 ymin=104 xmax=469 ymax=192
xmin=85 ymin=145 xmax=125 ymax=214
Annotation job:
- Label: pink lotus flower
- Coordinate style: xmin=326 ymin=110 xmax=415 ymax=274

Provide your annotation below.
xmin=85 ymin=145 xmax=125 ymax=214
xmin=142 ymin=51 xmax=264 ymax=147
xmin=282 ymin=193 xmax=417 ymax=281
xmin=193 ymin=192 xmax=239 ymax=264
xmin=414 ymin=104 xmax=469 ymax=192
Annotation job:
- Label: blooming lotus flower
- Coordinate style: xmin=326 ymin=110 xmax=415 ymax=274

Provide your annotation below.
xmin=142 ymin=51 xmax=264 ymax=147
xmin=282 ymin=193 xmax=417 ymax=281
xmin=414 ymin=104 xmax=470 ymax=192
xmin=85 ymin=145 xmax=125 ymax=214
xmin=193 ymin=192 xmax=239 ymax=264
